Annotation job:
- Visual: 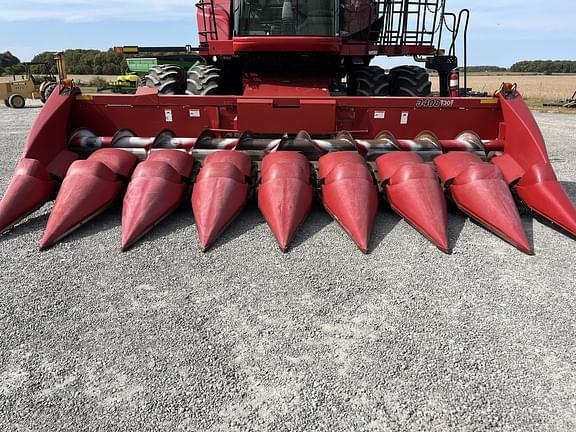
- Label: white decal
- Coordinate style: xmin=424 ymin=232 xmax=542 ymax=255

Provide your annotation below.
xmin=400 ymin=112 xmax=409 ymax=125
xmin=189 ymin=109 xmax=200 ymax=118
xmin=374 ymin=111 xmax=386 ymax=119
xmin=164 ymin=110 xmax=173 ymax=122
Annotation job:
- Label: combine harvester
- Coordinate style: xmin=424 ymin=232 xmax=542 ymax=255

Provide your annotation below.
xmin=0 ymin=0 xmax=574 ymax=254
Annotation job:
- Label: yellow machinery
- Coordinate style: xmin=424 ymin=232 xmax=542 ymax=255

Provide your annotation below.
xmin=1 ymin=76 xmax=39 ymax=108
xmin=1 ymin=52 xmax=67 ymax=109
xmin=99 ymin=73 xmax=140 ymax=93
xmin=113 ymin=74 xmax=139 ymax=86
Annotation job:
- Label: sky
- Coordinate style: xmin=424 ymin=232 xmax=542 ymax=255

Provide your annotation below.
xmin=0 ymin=0 xmax=574 ymax=67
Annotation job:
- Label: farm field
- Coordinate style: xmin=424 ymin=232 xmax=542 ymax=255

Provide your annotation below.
xmin=452 ymin=73 xmax=576 ymax=103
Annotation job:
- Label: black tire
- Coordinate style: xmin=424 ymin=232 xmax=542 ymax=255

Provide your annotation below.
xmin=8 ymin=94 xmax=25 ymax=109
xmin=186 ymin=64 xmax=221 ymax=95
xmin=41 ymin=83 xmax=57 ymax=103
xmin=3 ymin=99 xmax=9 ymax=107
xmin=389 ymin=65 xmax=432 ymax=97
xmin=144 ymin=64 xmax=187 ymax=95
xmin=348 ymin=65 xmax=390 ymax=96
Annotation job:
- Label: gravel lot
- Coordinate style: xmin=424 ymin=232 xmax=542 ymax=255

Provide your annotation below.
xmin=0 ymin=100 xmax=575 ymax=431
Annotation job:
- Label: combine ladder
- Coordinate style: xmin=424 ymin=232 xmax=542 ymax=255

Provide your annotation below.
xmin=196 ymin=0 xmax=219 ymax=46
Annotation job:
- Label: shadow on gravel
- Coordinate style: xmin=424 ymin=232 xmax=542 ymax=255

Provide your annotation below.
xmin=127 ymin=203 xmax=195 ymax=251
xmin=464 ymin=213 xmax=535 ymax=253
xmin=517 ymin=181 xmax=575 ymax=242
xmin=447 ymin=210 xmax=467 ymax=252
xmin=290 ymin=201 xmax=333 ymax=250
xmin=521 ymin=215 xmax=535 ymax=250
xmin=0 ymin=211 xmax=49 ymax=242
xmin=531 ymin=213 xmax=576 ymax=242
xmin=560 ymin=181 xmax=575 ymax=201
xmin=55 ymin=206 xmax=121 ymax=248
xmin=370 ymin=210 xmax=401 ymax=251
xmin=206 ymin=203 xmax=265 ymax=252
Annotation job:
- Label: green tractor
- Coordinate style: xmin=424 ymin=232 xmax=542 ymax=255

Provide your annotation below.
xmin=98 ymin=47 xmax=205 ymax=94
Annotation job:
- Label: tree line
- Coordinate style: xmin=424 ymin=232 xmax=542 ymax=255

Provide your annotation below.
xmin=0 ymin=51 xmax=23 ymax=75
xmin=465 ymin=65 xmax=508 ymax=72
xmin=0 ymin=49 xmax=127 ymax=76
xmin=30 ymin=49 xmax=127 ymax=75
xmin=509 ymin=60 xmax=576 ymax=74
xmin=464 ymin=62 xmax=576 ymax=73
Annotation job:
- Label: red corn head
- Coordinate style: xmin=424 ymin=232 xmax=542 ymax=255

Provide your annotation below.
xmin=2 ymin=81 xmax=572 ymax=255
xmin=495 ymin=92 xmax=576 ymax=237
xmin=258 ymin=151 xmax=313 ymax=251
xmin=191 ymin=150 xmax=251 ymax=251
xmin=121 ymin=150 xmax=194 ymax=251
xmin=0 ymin=86 xmax=77 ymax=235
xmin=514 ymin=163 xmax=576 ymax=237
xmin=0 ymin=159 xmax=56 ymax=234
xmin=40 ymin=149 xmax=137 ymax=250
xmin=376 ymin=152 xmax=449 ymax=253
xmin=435 ymin=152 xmax=532 ymax=254
xmin=319 ymin=152 xmax=378 ymax=253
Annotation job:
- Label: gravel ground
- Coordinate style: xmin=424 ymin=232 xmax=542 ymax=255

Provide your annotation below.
xmin=0 ymin=100 xmax=575 ymax=431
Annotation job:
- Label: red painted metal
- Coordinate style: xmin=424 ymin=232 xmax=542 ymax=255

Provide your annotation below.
xmin=495 ymin=92 xmax=576 ymax=236
xmin=191 ymin=151 xmax=252 ymax=251
xmin=196 ymin=0 xmax=231 ymax=44
xmin=197 ymin=0 xmax=438 ymax=58
xmin=67 ymin=92 xmax=503 ymax=140
xmin=0 ymin=159 xmax=55 ymax=234
xmin=0 ymin=86 xmax=573 ymax=253
xmin=243 ymin=74 xmax=331 ymax=97
xmin=340 ymin=43 xmax=437 ymax=57
xmin=435 ymin=152 xmax=532 ymax=254
xmin=319 ymin=152 xmax=378 ymax=253
xmin=258 ymin=152 xmax=313 ymax=251
xmin=490 ymin=153 xmax=524 ymax=184
xmin=376 ymin=153 xmax=449 ymax=252
xmin=206 ymin=35 xmax=435 ymax=58
xmin=22 ymin=86 xmax=79 ymax=178
xmin=40 ymin=149 xmax=138 ymax=250
xmin=515 ymin=164 xmax=576 ymax=237
xmin=232 ymin=37 xmax=342 ymax=53
xmin=121 ymin=150 xmax=194 ymax=251
xmin=236 ymin=98 xmax=337 ymax=134
xmin=0 ymin=86 xmax=79 ymax=234
xmin=0 ymin=0 xmax=572 ymax=259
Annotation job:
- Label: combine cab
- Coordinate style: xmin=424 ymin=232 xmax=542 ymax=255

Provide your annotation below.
xmin=0 ymin=0 xmax=574 ymax=253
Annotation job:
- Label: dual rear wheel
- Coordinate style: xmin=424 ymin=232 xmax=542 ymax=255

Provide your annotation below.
xmin=186 ymin=65 xmax=221 ymax=95
xmin=143 ymin=63 xmax=431 ymax=98
xmin=144 ymin=64 xmax=188 ymax=95
xmin=349 ymin=65 xmax=432 ymax=97
xmin=144 ymin=64 xmax=222 ymax=96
